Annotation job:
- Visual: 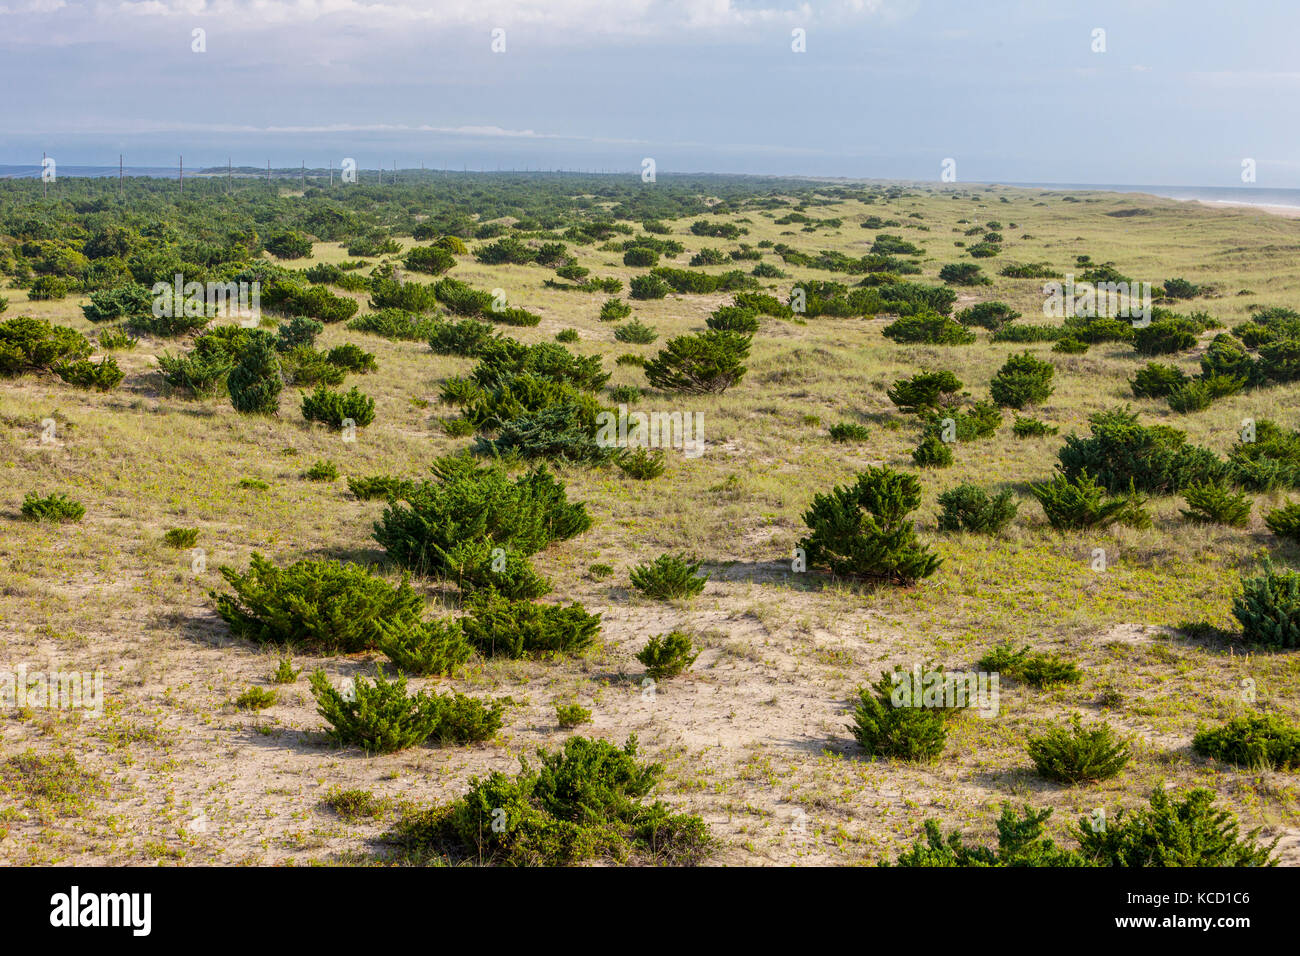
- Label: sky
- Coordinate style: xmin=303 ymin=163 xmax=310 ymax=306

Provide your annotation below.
xmin=1 ymin=0 xmax=1299 ymax=186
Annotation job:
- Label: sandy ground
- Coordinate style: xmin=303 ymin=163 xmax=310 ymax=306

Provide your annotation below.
xmin=1191 ymin=200 xmax=1300 ymax=219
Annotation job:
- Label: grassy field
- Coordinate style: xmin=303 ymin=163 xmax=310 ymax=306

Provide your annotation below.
xmin=3 ymin=182 xmax=1300 ymax=865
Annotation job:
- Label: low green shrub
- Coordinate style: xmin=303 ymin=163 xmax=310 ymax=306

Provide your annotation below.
xmin=886 ymin=370 xmax=962 ymax=413
xmin=636 ymin=631 xmax=699 ymax=680
xmin=881 ymin=312 xmax=975 ymax=345
xmin=1012 ymin=416 xmax=1059 ymax=438
xmin=849 ymin=666 xmax=958 ymax=762
xmin=212 ymin=553 xmax=422 ymax=653
xmin=889 ymin=787 xmax=1276 ymax=866
xmin=303 ymin=460 xmax=338 ymax=482
xmin=555 ymin=703 xmax=593 ymax=728
xmin=234 ymin=686 xmax=277 ymax=711
xmin=347 ymin=474 xmax=416 ymax=501
xmin=936 ymin=484 xmax=1018 ymax=533
xmin=989 ymin=351 xmax=1055 ymax=408
xmin=615 ymin=447 xmax=666 ymax=480
xmin=389 ymin=735 xmax=711 ymax=865
xmin=1027 ymin=715 xmax=1131 ymax=784
xmin=911 ymin=433 xmax=954 ymax=468
xmin=829 ymin=421 xmax=870 ymax=442
xmin=377 ymin=617 xmax=474 ymax=677
xmin=1181 ymin=482 xmax=1251 ymax=527
xmin=599 ymin=298 xmax=633 ymax=321
xmin=799 ymin=466 xmax=940 ymax=584
xmin=1130 ymin=362 xmax=1189 ymax=398
xmin=20 ymin=492 xmax=85 ymax=523
xmin=301 ymin=385 xmax=376 ymax=429
xmin=643 ymin=330 xmax=750 ymax=394
xmin=613 ymin=319 xmax=658 ymax=344
xmin=629 ymin=553 xmax=707 ymax=599
xmin=1192 ymin=714 xmax=1300 ymax=770
xmin=308 ymin=667 xmax=503 ymax=753
xmin=0 ymin=317 xmax=92 ymax=375
xmin=459 ymin=588 xmax=601 ymax=659
xmin=53 ymin=355 xmax=124 ymax=391
xmin=162 ymin=527 xmax=200 ymax=548
xmin=1232 ymin=559 xmax=1300 ymax=649
xmin=977 ymin=644 xmax=1082 ymax=687
xmin=1030 ymin=471 xmax=1150 ymax=530
xmin=1264 ymin=502 xmax=1300 ymax=542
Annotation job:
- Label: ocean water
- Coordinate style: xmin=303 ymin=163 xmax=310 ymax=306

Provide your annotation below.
xmin=1000 ymin=182 xmax=1300 ymax=210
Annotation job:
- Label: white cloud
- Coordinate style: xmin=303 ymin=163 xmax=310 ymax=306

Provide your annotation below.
xmin=5 ymin=0 xmax=890 ymax=38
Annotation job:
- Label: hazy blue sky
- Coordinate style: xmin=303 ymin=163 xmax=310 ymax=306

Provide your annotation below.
xmin=2 ymin=0 xmax=1298 ymax=185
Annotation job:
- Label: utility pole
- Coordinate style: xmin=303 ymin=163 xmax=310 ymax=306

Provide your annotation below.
xmin=179 ymin=155 xmax=183 ymax=195
xmin=301 ymin=161 xmax=305 ymax=190
xmin=329 ymin=159 xmax=333 ymax=187
xmin=42 ymin=151 xmax=47 ymax=199
xmin=267 ymin=160 xmax=271 ymax=184
xmin=228 ymin=156 xmax=232 ymax=192
xmin=119 ymin=154 xmax=124 ymax=199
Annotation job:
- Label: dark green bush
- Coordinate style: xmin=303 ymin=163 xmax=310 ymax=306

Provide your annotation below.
xmin=1058 ymin=406 xmax=1223 ymax=494
xmin=636 ymin=631 xmax=699 ymax=680
xmin=911 ymin=432 xmax=954 ymax=468
xmin=301 ymin=385 xmax=376 ymax=429
xmin=82 ymin=283 xmax=153 ymax=322
xmin=1012 ymin=416 xmax=1059 ymax=438
xmin=373 ymin=457 xmax=590 ymax=583
xmin=404 ymin=245 xmax=457 ymax=275
xmin=705 ymin=306 xmax=759 ymax=334
xmin=20 ymin=492 xmax=85 ymax=523
xmin=1182 ymin=482 xmax=1252 ymax=527
xmin=886 ymin=370 xmax=962 ymax=412
xmin=0 ymin=317 xmax=92 ymax=375
xmin=1133 ymin=318 xmax=1198 ymax=355
xmin=1130 ymin=362 xmax=1189 ymax=398
xmin=977 ymin=644 xmax=1082 ymax=687
xmin=377 ymin=618 xmax=474 ymax=677
xmin=1076 ymin=787 xmax=1277 ymax=866
xmin=938 ymin=262 xmax=990 ymax=286
xmin=881 ymin=312 xmax=975 ymax=345
xmin=390 ymin=735 xmax=711 ymax=865
xmin=850 ymin=666 xmax=959 ymax=761
xmin=347 ymin=474 xmax=416 ymax=501
xmin=799 ymin=466 xmax=940 ymax=585
xmin=1232 ymin=559 xmax=1300 ymax=649
xmin=213 ymin=553 xmax=422 ymax=653
xmin=459 ymin=588 xmax=601 ymax=659
xmin=325 ymin=343 xmax=377 ymax=373
xmin=1030 ymin=471 xmax=1150 ymax=530
xmin=956 ymin=301 xmax=1019 ymax=330
xmin=613 ymin=319 xmax=658 ymax=344
xmin=599 ymin=298 xmax=632 ymax=321
xmin=989 ymin=351 xmax=1054 ymax=408
xmin=227 ymin=336 xmax=283 ymax=415
xmin=937 ymin=484 xmax=1018 ymax=533
xmin=829 ymin=421 xmax=870 ymax=442
xmin=1193 ymin=714 xmax=1300 ymax=770
xmin=53 ymin=355 xmax=123 ymax=391
xmin=629 ymin=554 xmax=707 ymax=599
xmin=1027 ymin=715 xmax=1131 ymax=784
xmin=629 ymin=275 xmax=670 ymax=300
xmin=308 ymin=667 xmax=501 ymax=753
xmin=644 ymin=330 xmax=750 ymax=394
xmin=348 ymin=309 xmax=441 ymax=342
xmin=890 ymin=787 xmax=1275 ymax=866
